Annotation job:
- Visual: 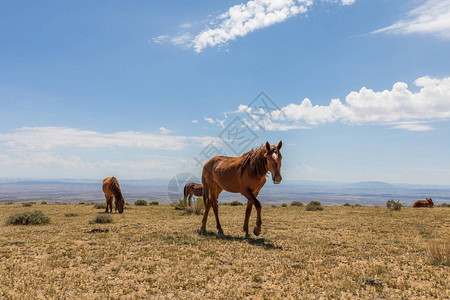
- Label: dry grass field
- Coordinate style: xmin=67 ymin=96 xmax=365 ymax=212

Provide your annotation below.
xmin=0 ymin=203 xmax=448 ymax=299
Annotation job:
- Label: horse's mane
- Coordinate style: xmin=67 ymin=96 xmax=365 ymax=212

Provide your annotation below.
xmin=239 ymin=145 xmax=268 ymax=177
xmin=110 ymin=177 xmax=124 ymax=202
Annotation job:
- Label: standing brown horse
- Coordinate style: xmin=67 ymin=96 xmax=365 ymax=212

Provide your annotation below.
xmin=184 ymin=182 xmax=203 ymax=206
xmin=200 ymin=141 xmax=283 ymax=237
xmin=102 ymin=177 xmax=124 ymax=213
xmin=413 ymin=198 xmax=434 ymax=207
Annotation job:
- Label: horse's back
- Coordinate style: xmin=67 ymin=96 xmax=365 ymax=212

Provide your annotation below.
xmin=103 ymin=177 xmax=120 ymax=193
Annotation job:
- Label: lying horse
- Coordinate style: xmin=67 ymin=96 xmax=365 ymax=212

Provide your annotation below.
xmin=200 ymin=141 xmax=283 ymax=237
xmin=184 ymin=182 xmax=203 ymax=206
xmin=413 ymin=197 xmax=434 ymax=208
xmin=102 ymin=177 xmax=124 ymax=213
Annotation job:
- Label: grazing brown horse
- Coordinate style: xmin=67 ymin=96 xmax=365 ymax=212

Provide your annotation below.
xmin=413 ymin=198 xmax=434 ymax=208
xmin=200 ymin=141 xmax=283 ymax=237
xmin=102 ymin=177 xmax=124 ymax=213
xmin=184 ymin=182 xmax=203 ymax=206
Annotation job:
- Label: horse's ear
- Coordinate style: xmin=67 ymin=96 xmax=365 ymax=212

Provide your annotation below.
xmin=277 ymin=140 xmax=282 ymax=150
xmin=265 ymin=141 xmax=271 ymax=151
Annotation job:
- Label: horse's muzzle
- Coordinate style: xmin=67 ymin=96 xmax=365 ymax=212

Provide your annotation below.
xmin=273 ymin=175 xmax=282 ymax=184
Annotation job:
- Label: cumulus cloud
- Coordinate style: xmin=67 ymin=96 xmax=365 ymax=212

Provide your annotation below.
xmin=0 ymin=127 xmax=218 ymax=151
xmin=191 ymin=0 xmax=312 ymax=53
xmin=154 ymin=0 xmax=358 ymax=52
xmin=372 ymin=0 xmax=450 ymax=39
xmin=159 ymin=127 xmax=173 ymax=134
xmin=238 ymin=76 xmax=450 ymax=131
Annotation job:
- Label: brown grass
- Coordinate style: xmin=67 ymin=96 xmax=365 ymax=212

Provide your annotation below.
xmin=0 ymin=203 xmax=449 ymax=299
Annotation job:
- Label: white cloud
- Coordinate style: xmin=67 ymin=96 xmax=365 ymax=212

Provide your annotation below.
xmin=159 ymin=127 xmax=173 ymax=134
xmin=372 ymin=0 xmax=450 ymax=39
xmin=392 ymin=123 xmax=435 ymax=132
xmin=192 ymin=0 xmax=313 ymax=53
xmin=0 ymin=127 xmax=218 ymax=151
xmin=154 ymin=0 xmax=358 ymax=52
xmin=151 ymin=35 xmax=169 ymax=44
xmin=204 ymin=117 xmax=215 ymax=124
xmin=180 ymin=23 xmax=192 ymax=29
xmin=170 ymin=33 xmax=193 ymax=47
xmin=238 ymin=76 xmax=450 ymax=131
xmin=191 ymin=120 xmax=199 ymax=124
xmin=341 ymin=0 xmax=355 ymax=5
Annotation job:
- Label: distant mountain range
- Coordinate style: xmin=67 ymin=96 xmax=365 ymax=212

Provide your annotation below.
xmin=0 ymin=178 xmax=449 ymax=206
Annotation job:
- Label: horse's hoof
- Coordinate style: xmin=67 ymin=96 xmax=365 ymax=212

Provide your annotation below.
xmin=218 ymin=229 xmax=224 ymax=236
xmin=245 ymin=233 xmax=251 ymax=239
xmin=198 ymin=227 xmax=207 ymax=235
xmin=253 ymin=226 xmax=261 ymax=236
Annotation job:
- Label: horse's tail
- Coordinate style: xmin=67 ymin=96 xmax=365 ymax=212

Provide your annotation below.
xmin=202 ymin=175 xmax=208 ymax=207
xmin=183 ymin=184 xmax=188 ymax=199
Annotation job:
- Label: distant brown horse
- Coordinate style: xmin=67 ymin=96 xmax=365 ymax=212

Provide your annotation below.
xmin=102 ymin=177 xmax=124 ymax=213
xmin=200 ymin=141 xmax=283 ymax=237
xmin=413 ymin=197 xmax=434 ymax=208
xmin=184 ymin=182 xmax=203 ymax=206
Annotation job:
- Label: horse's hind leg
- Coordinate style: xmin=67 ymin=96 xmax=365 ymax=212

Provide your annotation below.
xmin=188 ymin=194 xmax=192 ymax=206
xmin=200 ymin=199 xmax=212 ymax=235
xmin=211 ymin=193 xmax=223 ymax=236
xmin=105 ymin=195 xmax=109 ymax=213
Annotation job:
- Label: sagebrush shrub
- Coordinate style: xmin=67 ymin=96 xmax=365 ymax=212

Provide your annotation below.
xmin=291 ymin=201 xmax=303 ymax=207
xmin=386 ymin=199 xmax=402 ymax=211
xmin=149 ymin=201 xmax=159 ymax=206
xmin=282 ymin=203 xmax=287 ymax=207
xmin=22 ymin=202 xmax=33 ymax=207
xmin=183 ymin=200 xmax=204 ymax=215
xmin=7 ymin=211 xmax=51 ymax=225
xmin=91 ymin=214 xmax=113 ymax=224
xmin=65 ymin=213 xmax=79 ymax=217
xmin=230 ymin=200 xmax=243 ymax=206
xmin=134 ymin=200 xmax=148 ymax=206
xmin=306 ymin=201 xmax=323 ymax=211
xmin=94 ymin=203 xmax=107 ymax=209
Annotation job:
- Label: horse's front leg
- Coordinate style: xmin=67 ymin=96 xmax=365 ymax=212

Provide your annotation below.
xmin=245 ymin=189 xmax=262 ymax=236
xmin=243 ymin=200 xmax=253 ymax=238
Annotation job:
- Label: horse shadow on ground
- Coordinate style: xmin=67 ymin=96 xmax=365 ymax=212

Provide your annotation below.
xmin=197 ymin=230 xmax=282 ymax=250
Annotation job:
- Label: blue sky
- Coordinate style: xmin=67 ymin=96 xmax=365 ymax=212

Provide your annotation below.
xmin=1 ymin=0 xmax=450 ymax=184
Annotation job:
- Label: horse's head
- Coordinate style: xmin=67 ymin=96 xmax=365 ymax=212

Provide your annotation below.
xmin=265 ymin=140 xmax=283 ymax=184
xmin=117 ymin=198 xmax=125 ymax=213
xmin=426 ymin=198 xmax=434 ymax=207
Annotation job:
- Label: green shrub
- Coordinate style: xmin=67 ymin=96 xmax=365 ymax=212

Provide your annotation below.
xmin=41 ymin=201 xmax=48 ymax=205
xmin=291 ymin=201 xmax=303 ymax=207
xmin=281 ymin=203 xmax=288 ymax=207
xmin=78 ymin=202 xmax=85 ymax=205
xmin=343 ymin=203 xmax=351 ymax=206
xmin=94 ymin=202 xmax=107 ymax=209
xmin=65 ymin=213 xmax=79 ymax=217
xmin=229 ymin=200 xmax=243 ymax=206
xmin=22 ymin=202 xmax=33 ymax=207
xmin=183 ymin=199 xmax=204 ymax=215
xmin=252 ymin=274 xmax=263 ymax=283
xmin=438 ymin=203 xmax=450 ymax=208
xmin=386 ymin=199 xmax=402 ymax=211
xmin=6 ymin=211 xmax=51 ymax=225
xmin=149 ymin=201 xmax=159 ymax=206
xmin=354 ymin=204 xmax=362 ymax=207
xmin=91 ymin=214 xmax=113 ymax=224
xmin=306 ymin=201 xmax=323 ymax=211
xmin=134 ymin=200 xmax=148 ymax=206
xmin=5 ymin=202 xmax=14 ymax=205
